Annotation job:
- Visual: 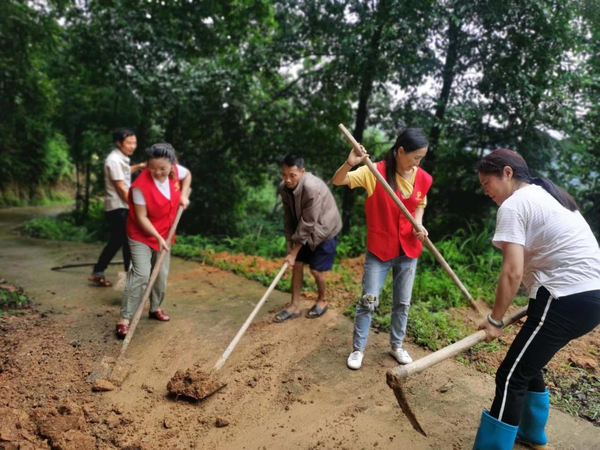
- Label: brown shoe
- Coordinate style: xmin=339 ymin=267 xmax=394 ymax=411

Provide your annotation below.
xmin=88 ymin=274 xmax=112 ymax=287
xmin=149 ymin=310 xmax=170 ymax=322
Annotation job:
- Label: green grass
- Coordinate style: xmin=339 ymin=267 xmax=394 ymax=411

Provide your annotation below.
xmin=0 ymin=185 xmax=74 ymax=208
xmin=549 ymin=368 xmax=600 ymax=425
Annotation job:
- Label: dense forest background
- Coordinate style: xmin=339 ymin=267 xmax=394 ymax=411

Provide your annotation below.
xmin=2 ymin=0 xmax=599 ymax=241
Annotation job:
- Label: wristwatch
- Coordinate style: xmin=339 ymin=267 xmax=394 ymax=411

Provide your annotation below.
xmin=487 ymin=314 xmax=504 ymax=328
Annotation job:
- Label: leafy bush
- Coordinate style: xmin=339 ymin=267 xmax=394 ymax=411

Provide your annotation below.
xmin=23 ymin=216 xmax=93 ymax=242
xmin=23 ymin=200 xmax=105 ymax=242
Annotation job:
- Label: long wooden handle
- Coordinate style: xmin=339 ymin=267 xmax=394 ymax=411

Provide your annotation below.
xmin=387 ymin=306 xmax=527 ymax=382
xmin=118 ymin=205 xmax=185 ymax=358
xmin=52 ymin=261 xmax=124 ymax=271
xmin=338 ymin=124 xmax=481 ymax=315
xmin=213 ymin=262 xmax=289 ymax=372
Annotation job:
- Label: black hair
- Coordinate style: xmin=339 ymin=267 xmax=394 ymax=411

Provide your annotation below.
xmin=384 ymin=128 xmax=429 ymax=192
xmin=146 ymin=143 xmax=176 ymax=164
xmin=282 ymin=154 xmax=305 ymax=170
xmin=112 ymin=128 xmax=136 ymax=144
xmin=476 ymin=148 xmax=578 ymax=211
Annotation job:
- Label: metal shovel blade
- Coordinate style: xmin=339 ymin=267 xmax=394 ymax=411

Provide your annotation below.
xmin=386 ymin=371 xmax=428 ymax=436
xmin=167 ymin=367 xmax=227 ymax=401
xmin=87 ymin=356 xmax=133 ymax=387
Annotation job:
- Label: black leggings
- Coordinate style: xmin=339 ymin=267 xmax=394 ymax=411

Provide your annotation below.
xmin=490 ymin=286 xmax=600 ymax=426
xmin=93 ymin=208 xmax=131 ymax=273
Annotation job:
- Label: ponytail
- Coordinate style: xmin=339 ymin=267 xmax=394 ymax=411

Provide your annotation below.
xmin=531 ymin=177 xmax=578 ymax=212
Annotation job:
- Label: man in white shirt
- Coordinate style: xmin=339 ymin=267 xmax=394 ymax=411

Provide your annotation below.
xmin=88 ymin=129 xmax=145 ymax=287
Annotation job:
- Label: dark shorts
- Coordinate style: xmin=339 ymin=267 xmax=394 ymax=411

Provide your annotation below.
xmin=296 ymin=236 xmax=338 ymax=271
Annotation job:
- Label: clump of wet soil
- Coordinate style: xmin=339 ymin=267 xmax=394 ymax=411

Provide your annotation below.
xmin=167 ymin=367 xmax=226 ymax=400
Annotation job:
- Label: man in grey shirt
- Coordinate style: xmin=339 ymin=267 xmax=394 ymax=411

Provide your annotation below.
xmin=88 ymin=128 xmax=145 ymax=287
xmin=273 ymin=155 xmax=342 ymax=322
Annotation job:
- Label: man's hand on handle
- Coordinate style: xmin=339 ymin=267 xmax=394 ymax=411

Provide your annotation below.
xmin=284 ymin=253 xmax=297 ymax=269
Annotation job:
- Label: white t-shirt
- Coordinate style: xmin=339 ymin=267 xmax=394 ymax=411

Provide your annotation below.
xmin=104 ymin=149 xmax=131 ymax=211
xmin=132 ymin=164 xmax=189 ymax=205
xmin=493 ymin=184 xmax=600 ymax=299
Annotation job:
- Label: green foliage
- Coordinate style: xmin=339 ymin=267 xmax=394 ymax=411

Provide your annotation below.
xmin=0 ymin=185 xmax=73 ymax=208
xmin=0 ymin=290 xmax=31 ymax=316
xmin=24 ymin=216 xmax=93 ymax=242
xmin=175 ymin=234 xmax=288 ymax=260
xmin=406 ymin=303 xmax=468 ymax=351
xmin=41 ymin=135 xmax=74 ymax=184
xmin=0 ymin=0 xmax=63 ymax=187
xmin=548 ymin=369 xmax=600 ymax=425
xmin=23 ymin=201 xmax=105 ymax=242
xmin=336 ymin=226 xmax=367 ymax=259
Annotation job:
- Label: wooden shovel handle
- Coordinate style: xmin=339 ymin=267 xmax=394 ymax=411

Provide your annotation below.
xmin=387 ymin=306 xmax=528 ymax=382
xmin=338 ymin=124 xmax=482 ymax=315
xmin=212 ymin=262 xmax=289 ymax=372
xmin=118 ymin=205 xmax=185 ymax=358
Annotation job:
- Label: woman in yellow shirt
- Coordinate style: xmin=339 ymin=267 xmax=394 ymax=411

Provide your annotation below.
xmin=332 ymin=128 xmax=432 ymax=370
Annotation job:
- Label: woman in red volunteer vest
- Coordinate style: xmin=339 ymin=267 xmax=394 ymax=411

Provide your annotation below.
xmin=115 ymin=143 xmax=191 ymax=338
xmin=332 ymin=128 xmax=432 ymax=370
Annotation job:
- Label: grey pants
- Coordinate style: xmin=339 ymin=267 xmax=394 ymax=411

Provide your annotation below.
xmin=120 ymin=238 xmax=171 ymax=320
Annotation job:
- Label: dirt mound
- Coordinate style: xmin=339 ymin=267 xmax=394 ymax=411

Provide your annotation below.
xmin=0 ymin=407 xmax=39 ymax=447
xmin=167 ymin=367 xmax=226 ymax=400
xmin=34 ymin=402 xmax=86 ymax=443
xmin=0 ymin=308 xmax=138 ymax=448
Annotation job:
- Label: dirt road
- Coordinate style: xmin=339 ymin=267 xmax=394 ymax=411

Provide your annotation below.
xmin=1 ymin=206 xmax=598 ymax=449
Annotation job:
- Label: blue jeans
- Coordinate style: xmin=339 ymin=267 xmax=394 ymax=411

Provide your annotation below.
xmin=353 ymin=250 xmax=418 ymax=351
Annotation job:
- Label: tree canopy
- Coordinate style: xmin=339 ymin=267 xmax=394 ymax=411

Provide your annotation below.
xmin=1 ymin=0 xmax=598 ymax=236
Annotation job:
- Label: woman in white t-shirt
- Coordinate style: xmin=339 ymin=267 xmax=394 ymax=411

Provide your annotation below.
xmin=472 ymin=149 xmax=600 ymax=450
xmin=115 ymin=143 xmax=191 ymax=338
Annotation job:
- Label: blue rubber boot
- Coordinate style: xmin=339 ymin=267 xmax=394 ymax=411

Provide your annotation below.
xmin=473 ymin=410 xmax=518 ymax=450
xmin=516 ymin=389 xmax=549 ymax=449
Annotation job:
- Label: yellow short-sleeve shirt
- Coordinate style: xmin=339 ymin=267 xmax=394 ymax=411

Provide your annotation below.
xmin=347 ymin=165 xmax=427 ymax=207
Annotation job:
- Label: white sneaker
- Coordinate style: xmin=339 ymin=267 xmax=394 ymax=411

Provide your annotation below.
xmin=390 ymin=347 xmax=413 ymax=365
xmin=347 ymin=351 xmax=364 ymax=370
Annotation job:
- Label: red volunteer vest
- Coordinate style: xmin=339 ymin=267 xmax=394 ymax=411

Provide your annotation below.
xmin=365 ymin=161 xmax=432 ymax=261
xmin=126 ymin=166 xmax=181 ymax=251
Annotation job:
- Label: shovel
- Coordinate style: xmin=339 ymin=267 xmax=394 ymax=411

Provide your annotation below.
xmin=338 ymin=124 xmax=483 ymax=316
xmin=386 ymin=306 xmax=528 ymax=436
xmin=87 ymin=205 xmax=185 ymax=386
xmin=167 ymin=262 xmax=289 ymax=401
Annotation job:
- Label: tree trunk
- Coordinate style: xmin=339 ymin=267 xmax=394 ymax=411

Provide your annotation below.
xmin=341 ymin=2 xmax=389 ymax=234
xmin=427 ymin=19 xmax=461 ymax=173
xmin=83 ymin=158 xmax=91 ymax=217
xmin=75 ymin=159 xmax=81 ymax=213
